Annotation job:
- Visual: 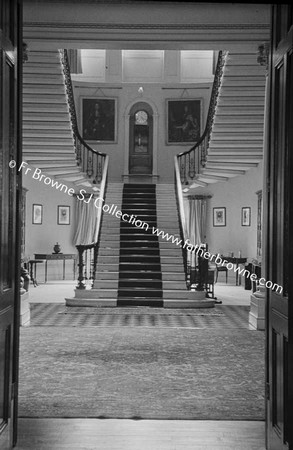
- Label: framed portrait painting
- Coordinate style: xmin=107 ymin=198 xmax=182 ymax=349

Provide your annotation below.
xmin=213 ymin=207 xmax=226 ymax=227
xmin=32 ymin=204 xmax=43 ymax=225
xmin=166 ymin=99 xmax=202 ymax=144
xmin=81 ymin=97 xmax=117 ymax=142
xmin=241 ymin=207 xmax=251 ymax=227
xmin=58 ymin=205 xmax=70 ymax=225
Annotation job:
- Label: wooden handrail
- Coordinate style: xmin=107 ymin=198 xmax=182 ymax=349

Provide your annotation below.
xmin=60 ymin=49 xmax=107 ymax=185
xmin=176 ymin=51 xmax=227 ymax=184
xmin=59 ymin=49 xmax=110 ymax=289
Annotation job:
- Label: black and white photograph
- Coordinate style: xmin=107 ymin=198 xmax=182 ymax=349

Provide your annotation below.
xmin=213 ymin=207 xmax=226 ymax=227
xmin=1 ymin=2 xmax=291 ymax=450
xmin=32 ymin=204 xmax=43 ymax=225
xmin=57 ymin=205 xmax=70 ymax=225
xmin=241 ymin=206 xmax=251 ymax=227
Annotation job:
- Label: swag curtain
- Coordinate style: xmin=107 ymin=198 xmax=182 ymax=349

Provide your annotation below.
xmin=73 ymin=197 xmax=101 ymax=246
xmin=183 ymin=196 xmax=208 ymax=268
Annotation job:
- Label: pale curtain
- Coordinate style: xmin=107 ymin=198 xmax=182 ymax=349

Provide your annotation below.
xmin=67 ymin=49 xmax=82 ymax=74
xmin=183 ymin=196 xmax=207 ymax=268
xmin=73 ymin=197 xmax=101 ymax=246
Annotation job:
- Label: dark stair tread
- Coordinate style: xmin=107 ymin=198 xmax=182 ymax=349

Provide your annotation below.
xmin=116 ymin=183 xmax=165 ymax=303
xmin=120 ymin=241 xmax=159 ymax=247
xmin=117 ymin=299 xmax=163 ymax=307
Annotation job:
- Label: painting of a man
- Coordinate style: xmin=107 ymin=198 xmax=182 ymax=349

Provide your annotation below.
xmin=82 ymin=98 xmax=116 ymax=142
xmin=167 ymin=99 xmax=201 ymax=144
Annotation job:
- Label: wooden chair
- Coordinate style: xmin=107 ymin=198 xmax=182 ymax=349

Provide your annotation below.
xmin=215 ymin=263 xmax=228 ymax=283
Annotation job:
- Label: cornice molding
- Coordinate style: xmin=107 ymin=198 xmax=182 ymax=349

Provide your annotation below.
xmin=24 ymin=22 xmax=270 ymax=31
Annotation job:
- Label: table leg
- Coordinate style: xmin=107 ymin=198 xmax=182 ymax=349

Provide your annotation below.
xmin=45 ymin=260 xmax=48 ymax=283
xmin=34 ymin=263 xmax=38 ymax=286
xmin=63 ymin=258 xmax=66 ymax=280
xmin=73 ymin=259 xmax=76 ymax=280
xmin=236 ymin=263 xmax=239 ymax=286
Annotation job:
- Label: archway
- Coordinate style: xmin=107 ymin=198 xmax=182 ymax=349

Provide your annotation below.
xmin=123 ymin=99 xmax=158 ymax=183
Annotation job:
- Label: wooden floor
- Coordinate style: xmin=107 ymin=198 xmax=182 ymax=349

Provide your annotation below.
xmin=16 ymin=419 xmax=266 ymax=450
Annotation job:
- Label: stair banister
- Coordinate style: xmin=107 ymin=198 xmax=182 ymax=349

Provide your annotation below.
xmin=93 ymin=154 xmax=109 ymax=244
xmin=59 ymin=49 xmax=110 ymax=289
xmin=174 ymin=51 xmax=227 ymax=287
xmin=176 ymin=51 xmax=227 ymax=184
xmin=60 ymin=49 xmax=107 ymax=185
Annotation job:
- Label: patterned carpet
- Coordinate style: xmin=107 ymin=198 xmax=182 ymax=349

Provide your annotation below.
xmin=19 ymin=321 xmax=265 ymax=420
xmin=29 ymin=303 xmax=251 ymax=329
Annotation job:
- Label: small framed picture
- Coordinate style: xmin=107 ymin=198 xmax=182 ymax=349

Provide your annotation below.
xmin=32 ymin=204 xmax=43 ymax=225
xmin=242 ymin=207 xmax=251 ymax=226
xmin=213 ymin=207 xmax=226 ymax=227
xmin=58 ymin=205 xmax=70 ymax=225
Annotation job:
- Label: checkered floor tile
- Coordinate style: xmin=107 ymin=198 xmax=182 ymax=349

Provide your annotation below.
xmin=29 ymin=304 xmax=251 ymax=329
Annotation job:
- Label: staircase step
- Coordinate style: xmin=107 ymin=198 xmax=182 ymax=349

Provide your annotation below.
xmin=224 ymin=66 xmax=265 ymax=76
xmin=119 ymin=280 xmax=162 ymax=289
xmin=23 ymin=103 xmax=69 ymax=113
xmin=23 ymin=112 xmax=72 ymax=121
xmin=23 ymin=73 xmax=64 ymax=84
xmin=218 ymin=97 xmax=265 ymax=106
xmin=118 ymin=287 xmax=163 ymax=298
xmin=23 ymin=145 xmax=74 ymax=153
xmin=23 ymin=132 xmax=73 ymax=141
xmin=119 ymin=271 xmax=162 ymax=280
xmin=216 ymin=106 xmax=265 ymax=115
xmin=221 ymin=78 xmax=265 ymax=87
xmin=23 ymin=121 xmax=72 ymax=130
xmin=23 ymin=85 xmax=66 ymax=94
xmin=210 ymin=133 xmax=263 ymax=141
xmin=117 ymin=298 xmax=163 ymax=307
xmin=214 ymin=116 xmax=264 ymax=124
xmin=24 ymin=67 xmax=62 ymax=76
xmin=219 ymin=88 xmax=265 ymax=97
xmin=23 ymin=94 xmax=68 ymax=104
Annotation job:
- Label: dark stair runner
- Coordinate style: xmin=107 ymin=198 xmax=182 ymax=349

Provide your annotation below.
xmin=118 ymin=184 xmax=163 ymax=306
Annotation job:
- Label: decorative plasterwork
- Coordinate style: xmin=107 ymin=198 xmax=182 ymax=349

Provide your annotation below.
xmin=24 ymin=22 xmax=270 ymax=31
xmin=23 ymin=21 xmax=270 ymax=51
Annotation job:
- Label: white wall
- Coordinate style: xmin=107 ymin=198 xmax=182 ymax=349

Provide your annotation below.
xmin=72 ymin=49 xmax=213 ymax=183
xmin=205 ymin=162 xmax=263 ymax=262
xmin=24 ymin=174 xmax=77 ymax=281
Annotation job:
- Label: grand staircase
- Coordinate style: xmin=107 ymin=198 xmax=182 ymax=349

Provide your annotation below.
xmin=66 ymin=183 xmax=213 ymax=307
xmin=23 ymin=48 xmax=265 ymax=308
xmin=118 ymin=184 xmax=163 ymax=306
xmin=23 ymin=49 xmax=92 ymax=187
xmin=185 ymin=50 xmax=266 ymax=189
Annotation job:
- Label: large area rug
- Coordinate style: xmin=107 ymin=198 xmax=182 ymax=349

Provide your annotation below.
xmin=19 ymin=327 xmax=265 ymax=420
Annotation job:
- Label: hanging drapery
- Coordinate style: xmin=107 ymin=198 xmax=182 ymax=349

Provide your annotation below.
xmin=67 ymin=49 xmax=82 ymax=74
xmin=183 ymin=195 xmax=209 ymax=269
xmin=73 ymin=197 xmax=101 ymax=246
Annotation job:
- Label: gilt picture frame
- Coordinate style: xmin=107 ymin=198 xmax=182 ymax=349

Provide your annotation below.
xmin=166 ymin=98 xmax=202 ymax=145
xmin=81 ymin=97 xmax=117 ymax=143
